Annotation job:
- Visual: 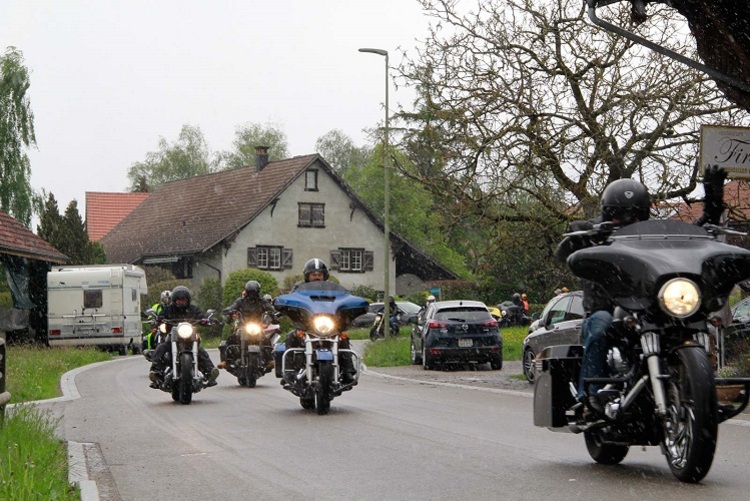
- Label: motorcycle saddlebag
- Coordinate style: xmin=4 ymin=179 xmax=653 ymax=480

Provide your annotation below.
xmin=533 ymin=345 xmax=582 ymax=429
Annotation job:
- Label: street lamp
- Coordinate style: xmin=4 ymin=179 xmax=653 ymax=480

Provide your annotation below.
xmin=359 ymin=47 xmax=391 ymax=337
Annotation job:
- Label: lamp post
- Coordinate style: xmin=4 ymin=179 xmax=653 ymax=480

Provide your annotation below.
xmin=359 ymin=47 xmax=391 ymax=337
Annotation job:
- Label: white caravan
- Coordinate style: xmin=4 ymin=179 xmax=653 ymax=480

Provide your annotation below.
xmin=47 ymin=265 xmax=148 ymax=354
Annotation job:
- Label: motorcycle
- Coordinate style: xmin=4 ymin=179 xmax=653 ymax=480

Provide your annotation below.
xmin=497 ymin=300 xmax=531 ymax=327
xmin=151 ymin=309 xmax=220 ymax=405
xmin=221 ymin=309 xmax=280 ymax=387
xmin=533 ymin=219 xmax=750 ymax=482
xmin=273 ymin=281 xmax=368 ymax=415
xmin=369 ymin=307 xmax=401 ymax=341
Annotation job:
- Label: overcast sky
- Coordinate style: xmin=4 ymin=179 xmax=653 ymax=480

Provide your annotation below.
xmin=1 ymin=0 xmax=432 ymax=217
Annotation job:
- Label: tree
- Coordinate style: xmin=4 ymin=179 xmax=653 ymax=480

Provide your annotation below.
xmin=0 ymin=47 xmax=35 ymax=226
xmin=217 ymin=122 xmax=289 ymax=170
xmin=127 ymin=124 xmax=216 ymax=191
xmin=37 ymin=194 xmax=106 ymax=265
xmin=315 ymin=129 xmax=372 ymax=176
xmin=394 ymin=0 xmax=750 ymax=294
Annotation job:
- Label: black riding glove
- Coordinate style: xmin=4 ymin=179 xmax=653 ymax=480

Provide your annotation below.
xmin=698 ymin=164 xmax=727 ymax=225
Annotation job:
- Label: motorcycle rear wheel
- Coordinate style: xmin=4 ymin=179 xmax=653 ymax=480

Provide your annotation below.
xmin=584 ymin=431 xmax=629 ymax=465
xmin=315 ymin=361 xmax=333 ymax=415
xmin=179 ymin=352 xmax=193 ymax=405
xmin=662 ymin=347 xmax=717 ymax=483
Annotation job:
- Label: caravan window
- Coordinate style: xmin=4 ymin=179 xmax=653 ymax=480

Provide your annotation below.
xmin=84 ymin=290 xmax=103 ymax=309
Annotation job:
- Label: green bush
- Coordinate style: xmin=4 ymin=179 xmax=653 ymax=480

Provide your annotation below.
xmin=196 ymin=278 xmax=223 ymax=312
xmin=222 ymin=268 xmax=279 ymax=307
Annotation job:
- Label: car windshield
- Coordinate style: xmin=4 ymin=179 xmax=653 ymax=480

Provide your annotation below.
xmin=434 ymin=307 xmax=491 ymax=322
xmin=398 ymin=302 xmax=421 ymax=314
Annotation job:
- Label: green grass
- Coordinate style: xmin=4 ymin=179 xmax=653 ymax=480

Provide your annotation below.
xmin=1 ymin=405 xmax=80 ymax=500
xmin=1 ymin=344 xmax=115 ymax=500
xmin=6 ymin=345 xmax=115 ymax=402
xmin=364 ymin=324 xmax=528 ymax=367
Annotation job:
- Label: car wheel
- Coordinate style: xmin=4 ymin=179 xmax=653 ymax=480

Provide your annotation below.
xmin=422 ymin=347 xmax=435 ymax=370
xmin=410 ymin=339 xmax=423 ymax=365
xmin=523 ymin=348 xmax=536 ymax=384
xmin=490 ymin=357 xmax=503 ymax=371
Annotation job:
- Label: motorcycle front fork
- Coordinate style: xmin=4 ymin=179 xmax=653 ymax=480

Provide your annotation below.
xmin=641 ymin=332 xmax=668 ymax=416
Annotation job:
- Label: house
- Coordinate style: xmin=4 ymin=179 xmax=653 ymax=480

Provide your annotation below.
xmin=99 ymin=148 xmax=457 ymax=294
xmin=85 ymin=192 xmax=150 ymax=241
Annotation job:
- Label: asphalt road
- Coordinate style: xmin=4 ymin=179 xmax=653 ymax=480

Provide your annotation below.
xmin=38 ymin=348 xmax=750 ymax=500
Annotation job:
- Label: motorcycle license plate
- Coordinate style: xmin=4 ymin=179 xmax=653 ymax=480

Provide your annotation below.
xmin=458 ymin=338 xmax=473 ymax=348
xmin=247 ymin=345 xmax=261 ymax=353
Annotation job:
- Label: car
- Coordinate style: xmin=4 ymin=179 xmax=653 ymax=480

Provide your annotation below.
xmin=522 ymin=291 xmax=584 ymax=383
xmin=351 ymin=301 xmax=421 ymax=328
xmin=409 ymin=300 xmax=502 ymax=370
xmin=720 ymin=295 xmax=750 ymax=364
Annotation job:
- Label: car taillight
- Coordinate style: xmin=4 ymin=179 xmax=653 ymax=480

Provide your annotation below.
xmin=482 ymin=319 xmax=498 ymax=327
xmin=428 ymin=320 xmax=448 ymax=329
xmin=49 ymin=330 xmax=61 ymax=336
xmin=112 ymin=327 xmax=122 ymax=334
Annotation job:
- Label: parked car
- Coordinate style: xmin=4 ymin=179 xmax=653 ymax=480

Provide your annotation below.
xmin=409 ymin=300 xmax=503 ymax=370
xmin=352 ymin=301 xmax=421 ymax=328
xmin=522 ymin=290 xmax=584 ymax=383
xmin=720 ymin=295 xmax=750 ymax=364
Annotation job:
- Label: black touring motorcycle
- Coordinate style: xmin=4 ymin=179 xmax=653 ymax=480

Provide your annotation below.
xmin=220 ymin=309 xmax=280 ymax=388
xmin=533 ymin=220 xmax=750 ymax=483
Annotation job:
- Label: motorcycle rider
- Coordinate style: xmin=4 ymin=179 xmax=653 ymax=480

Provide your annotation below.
xmin=142 ymin=290 xmax=171 ymax=352
xmin=149 ymin=285 xmax=219 ymax=388
xmin=219 ymin=280 xmax=277 ymax=370
xmin=284 ymin=258 xmax=357 ymax=383
xmin=556 ymin=166 xmax=727 ymax=412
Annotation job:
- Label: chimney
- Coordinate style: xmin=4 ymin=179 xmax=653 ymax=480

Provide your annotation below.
xmin=255 ymin=145 xmax=269 ymax=172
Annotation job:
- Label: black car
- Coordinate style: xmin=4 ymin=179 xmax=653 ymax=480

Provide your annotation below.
xmin=351 ymin=301 xmax=421 ymax=328
xmin=522 ymin=291 xmax=584 ymax=383
xmin=720 ymin=296 xmax=750 ymax=364
xmin=409 ymin=300 xmax=503 ymax=370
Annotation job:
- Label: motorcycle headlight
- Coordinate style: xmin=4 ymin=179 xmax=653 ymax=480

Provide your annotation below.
xmin=244 ymin=322 xmax=262 ymax=337
xmin=159 ymin=323 xmax=168 ymax=334
xmin=176 ymin=322 xmax=194 ymax=340
xmin=658 ymin=278 xmax=701 ymax=318
xmin=313 ymin=315 xmax=336 ymax=337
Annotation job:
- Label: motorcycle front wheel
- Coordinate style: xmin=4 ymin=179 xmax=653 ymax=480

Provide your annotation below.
xmin=179 ymin=352 xmax=193 ymax=405
xmin=244 ymin=356 xmax=258 ymax=388
xmin=662 ymin=347 xmax=718 ymax=483
xmin=315 ymin=361 xmax=333 ymax=415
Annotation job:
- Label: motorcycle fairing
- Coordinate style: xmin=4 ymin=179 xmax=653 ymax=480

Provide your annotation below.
xmin=569 ymin=220 xmax=750 ymax=312
xmin=274 ymin=282 xmax=369 ymax=330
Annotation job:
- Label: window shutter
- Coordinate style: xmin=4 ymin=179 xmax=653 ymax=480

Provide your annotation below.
xmin=247 ymin=247 xmax=257 ymax=268
xmin=282 ymin=248 xmax=293 ymax=269
xmin=330 ymin=250 xmax=341 ymax=270
xmin=364 ymin=251 xmax=374 ymax=271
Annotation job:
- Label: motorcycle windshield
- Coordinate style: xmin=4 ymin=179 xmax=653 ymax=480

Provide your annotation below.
xmin=568 ymin=220 xmax=750 ymax=311
xmin=274 ymin=281 xmax=369 ymax=330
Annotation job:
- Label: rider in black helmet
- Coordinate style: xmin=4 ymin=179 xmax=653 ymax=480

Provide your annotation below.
xmin=556 ymin=167 xmax=727 ymax=413
xmin=219 ymin=280 xmax=277 ymax=370
xmin=149 ymin=286 xmax=219 ymax=387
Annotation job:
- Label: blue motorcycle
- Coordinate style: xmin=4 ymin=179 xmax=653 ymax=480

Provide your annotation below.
xmin=273 ymin=282 xmax=368 ymax=415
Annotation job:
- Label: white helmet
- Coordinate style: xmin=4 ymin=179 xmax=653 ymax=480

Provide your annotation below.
xmin=427 ymin=295 xmax=436 ymax=303
xmin=160 ymin=290 xmax=171 ymax=305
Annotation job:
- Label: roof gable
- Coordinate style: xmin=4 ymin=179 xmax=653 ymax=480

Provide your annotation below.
xmin=85 ymin=192 xmax=150 ymax=241
xmin=0 ymin=210 xmax=68 ymax=263
xmin=100 ymin=154 xmax=319 ymax=263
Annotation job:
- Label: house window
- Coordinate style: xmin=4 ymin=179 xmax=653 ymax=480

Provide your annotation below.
xmin=305 ymin=169 xmax=319 ymax=191
xmin=248 ymin=246 xmax=293 ymax=270
xmin=298 ymin=203 xmax=325 ymax=227
xmin=330 ymin=248 xmax=374 ymax=273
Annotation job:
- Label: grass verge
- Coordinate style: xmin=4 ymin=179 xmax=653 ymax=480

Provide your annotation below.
xmin=1 ymin=344 xmax=116 ymax=500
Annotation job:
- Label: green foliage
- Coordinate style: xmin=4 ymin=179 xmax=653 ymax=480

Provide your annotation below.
xmin=1 ymin=406 xmax=79 ymax=500
xmin=363 ymin=337 xmax=411 ymax=367
xmin=127 ymin=124 xmax=217 ymax=191
xmin=217 ymin=122 xmax=289 ymax=170
xmin=315 ymin=129 xmax=371 ymax=176
xmin=0 ymin=47 xmax=35 ymax=227
xmin=222 ymin=268 xmax=279 ymax=307
xmin=195 ymin=278 xmax=222 ymax=312
xmin=348 ymin=284 xmax=378 ymax=302
xmin=36 ymin=195 xmax=104 ymax=265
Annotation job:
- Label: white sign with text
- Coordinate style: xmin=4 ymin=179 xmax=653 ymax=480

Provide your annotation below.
xmin=700 ymin=125 xmax=750 ymax=179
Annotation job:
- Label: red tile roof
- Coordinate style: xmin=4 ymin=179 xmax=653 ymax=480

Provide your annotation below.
xmin=671 ymin=180 xmax=750 ymax=224
xmin=0 ymin=210 xmax=68 ymax=263
xmin=85 ymin=192 xmax=150 ymax=241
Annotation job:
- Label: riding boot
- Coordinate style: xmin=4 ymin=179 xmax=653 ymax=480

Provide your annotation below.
xmin=340 ymin=352 xmax=356 ymax=384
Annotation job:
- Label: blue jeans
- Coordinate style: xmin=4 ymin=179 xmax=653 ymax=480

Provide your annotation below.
xmin=577 ymin=310 xmax=613 ymax=400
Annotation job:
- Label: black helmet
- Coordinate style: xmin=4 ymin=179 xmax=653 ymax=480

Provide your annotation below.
xmin=171 ymin=286 xmax=191 ymax=306
xmin=513 ymin=293 xmax=521 ymax=301
xmin=600 ymin=178 xmax=650 ymax=224
xmin=244 ymin=280 xmax=261 ymax=299
xmin=303 ymin=258 xmax=329 ymax=282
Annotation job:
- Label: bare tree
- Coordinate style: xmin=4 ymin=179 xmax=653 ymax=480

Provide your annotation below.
xmin=398 ymin=0 xmax=748 ymax=223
